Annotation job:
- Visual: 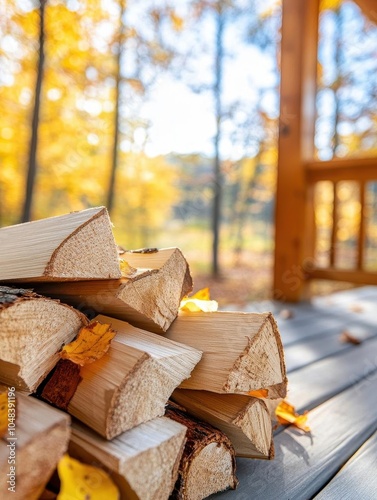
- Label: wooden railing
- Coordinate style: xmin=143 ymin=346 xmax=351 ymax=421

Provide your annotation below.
xmin=306 ymin=157 xmax=377 ymax=285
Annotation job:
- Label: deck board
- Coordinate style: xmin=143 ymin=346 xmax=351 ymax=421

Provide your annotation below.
xmin=314 ymin=430 xmax=377 ymax=500
xmin=213 ymin=286 xmax=377 ymax=499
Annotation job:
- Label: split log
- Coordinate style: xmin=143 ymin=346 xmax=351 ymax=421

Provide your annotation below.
xmin=31 ymin=247 xmax=192 ymax=333
xmin=166 ymin=405 xmax=238 ymax=500
xmin=41 ymin=315 xmax=202 ymax=439
xmin=164 ymin=311 xmax=287 ymax=397
xmin=69 ymin=417 xmax=187 ymax=500
xmin=0 ymin=390 xmax=70 ymax=500
xmin=0 ymin=286 xmax=88 ymax=392
xmin=0 ymin=207 xmax=121 ymax=282
xmin=172 ymin=389 xmax=273 ymax=459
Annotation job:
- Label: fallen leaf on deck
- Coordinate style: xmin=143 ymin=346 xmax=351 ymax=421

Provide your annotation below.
xmin=60 ymin=322 xmax=117 ymax=366
xmin=349 ymin=304 xmax=364 ymax=313
xmin=279 ymin=309 xmax=295 ymax=319
xmin=339 ymin=330 xmax=362 ymax=345
xmin=0 ymin=388 xmax=7 ymax=438
xmin=180 ymin=287 xmax=218 ymax=312
xmin=275 ymin=400 xmax=310 ymax=432
xmin=57 ymin=454 xmax=119 ymax=500
xmin=119 ymin=259 xmax=138 ymax=278
xmin=248 ymin=389 xmax=269 ymax=398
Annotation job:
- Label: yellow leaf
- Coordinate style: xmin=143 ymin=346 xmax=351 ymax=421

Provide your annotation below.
xmin=275 ymin=400 xmax=311 ymax=432
xmin=60 ymin=322 xmax=116 ymax=366
xmin=57 ymin=454 xmax=119 ymax=500
xmin=119 ymin=259 xmax=137 ymax=278
xmin=170 ymin=10 xmax=184 ymax=31
xmin=0 ymin=389 xmax=7 ymax=438
xmin=248 ymin=389 xmax=269 ymax=398
xmin=180 ymin=288 xmax=218 ymax=312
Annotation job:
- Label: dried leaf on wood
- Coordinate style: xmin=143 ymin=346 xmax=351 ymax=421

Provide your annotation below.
xmin=119 ymin=259 xmax=137 ymax=278
xmin=180 ymin=287 xmax=218 ymax=312
xmin=60 ymin=321 xmax=116 ymax=366
xmin=0 ymin=389 xmax=7 ymax=438
xmin=248 ymin=389 xmax=269 ymax=398
xmin=339 ymin=331 xmax=362 ymax=345
xmin=275 ymin=400 xmax=311 ymax=432
xmin=57 ymin=454 xmax=119 ymax=500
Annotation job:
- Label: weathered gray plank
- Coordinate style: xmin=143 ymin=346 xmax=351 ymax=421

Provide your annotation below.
xmin=284 ymin=325 xmax=376 ymax=372
xmin=213 ymin=371 xmax=377 ymax=499
xmin=286 ymin=335 xmax=377 ymax=412
xmin=314 ymin=431 xmax=377 ymax=500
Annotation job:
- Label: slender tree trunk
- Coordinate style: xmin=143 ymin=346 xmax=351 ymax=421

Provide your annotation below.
xmin=21 ymin=0 xmax=46 ymax=223
xmin=332 ymin=6 xmax=344 ymax=156
xmin=212 ymin=7 xmax=224 ymax=276
xmin=107 ymin=0 xmax=126 ymax=214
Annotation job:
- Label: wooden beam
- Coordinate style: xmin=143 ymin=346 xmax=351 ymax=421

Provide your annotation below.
xmin=273 ymin=0 xmax=320 ymax=301
xmin=354 ymin=0 xmax=377 ymax=23
xmin=308 ymin=268 xmax=377 ymax=285
xmin=307 ymin=157 xmax=377 ymax=183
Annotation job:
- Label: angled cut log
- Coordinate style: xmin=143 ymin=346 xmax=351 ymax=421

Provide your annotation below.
xmin=164 ymin=311 xmax=287 ymax=397
xmin=0 ymin=390 xmax=70 ymax=500
xmin=172 ymin=389 xmax=273 ymax=459
xmin=69 ymin=417 xmax=187 ymax=500
xmin=0 ymin=207 xmax=121 ymax=282
xmin=0 ymin=286 xmax=88 ymax=392
xmin=42 ymin=315 xmax=202 ymax=439
xmin=166 ymin=405 xmax=238 ymax=500
xmin=31 ymin=247 xmax=192 ymax=333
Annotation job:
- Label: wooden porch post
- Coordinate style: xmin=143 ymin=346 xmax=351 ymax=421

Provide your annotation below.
xmin=273 ymin=0 xmax=319 ymax=301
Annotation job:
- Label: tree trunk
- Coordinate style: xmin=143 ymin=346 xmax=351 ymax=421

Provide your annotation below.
xmin=21 ymin=0 xmax=46 ymax=223
xmin=107 ymin=0 xmax=126 ymax=214
xmin=211 ymin=7 xmax=224 ymax=276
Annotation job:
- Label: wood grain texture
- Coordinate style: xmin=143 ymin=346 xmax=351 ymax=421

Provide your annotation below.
xmin=70 ymin=417 xmax=187 ymax=500
xmin=0 ymin=287 xmax=87 ymax=392
xmin=314 ymin=430 xmax=377 ymax=500
xmin=172 ymin=389 xmax=273 ymax=459
xmin=0 ymin=207 xmax=121 ymax=281
xmin=164 ymin=311 xmax=287 ymax=396
xmin=166 ymin=405 xmax=238 ymax=500
xmin=67 ymin=315 xmax=202 ymax=439
xmin=31 ymin=247 xmax=192 ymax=333
xmin=0 ymin=393 xmax=70 ymax=500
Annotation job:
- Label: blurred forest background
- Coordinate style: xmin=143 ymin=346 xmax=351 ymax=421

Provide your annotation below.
xmin=0 ymin=0 xmax=376 ymax=304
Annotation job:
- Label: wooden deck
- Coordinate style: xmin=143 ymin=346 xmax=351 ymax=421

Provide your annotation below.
xmin=216 ymin=286 xmax=377 ymax=499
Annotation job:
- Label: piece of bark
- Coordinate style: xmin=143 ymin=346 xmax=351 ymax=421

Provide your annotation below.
xmin=166 ymin=405 xmax=238 ymax=500
xmin=164 ymin=311 xmax=287 ymax=397
xmin=0 ymin=391 xmax=70 ymax=500
xmin=0 ymin=286 xmax=88 ymax=392
xmin=30 ymin=247 xmax=193 ymax=333
xmin=69 ymin=417 xmax=187 ymax=500
xmin=43 ymin=315 xmax=202 ymax=439
xmin=172 ymin=389 xmax=273 ymax=459
xmin=41 ymin=359 xmax=82 ymax=411
xmin=0 ymin=207 xmax=121 ymax=281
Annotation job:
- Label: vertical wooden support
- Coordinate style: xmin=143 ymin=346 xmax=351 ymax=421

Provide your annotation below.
xmin=273 ymin=0 xmax=320 ymax=301
xmin=330 ymin=182 xmax=338 ymax=268
xmin=357 ymin=181 xmax=366 ymax=270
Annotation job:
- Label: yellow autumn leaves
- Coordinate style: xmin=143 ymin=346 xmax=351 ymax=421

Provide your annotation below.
xmin=180 ymin=287 xmax=219 ymax=312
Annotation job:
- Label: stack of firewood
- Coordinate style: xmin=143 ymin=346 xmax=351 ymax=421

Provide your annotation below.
xmin=0 ymin=207 xmax=287 ymax=500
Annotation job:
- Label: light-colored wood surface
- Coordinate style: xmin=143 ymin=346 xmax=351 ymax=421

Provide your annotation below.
xmin=68 ymin=315 xmax=202 ymax=439
xmin=0 ymin=287 xmax=87 ymax=391
xmin=172 ymin=390 xmax=273 ymax=459
xmin=0 ymin=207 xmax=121 ymax=281
xmin=164 ymin=311 xmax=286 ymax=396
xmin=70 ymin=417 xmax=187 ymax=500
xmin=31 ymin=247 xmax=192 ymax=333
xmin=0 ymin=393 xmax=70 ymax=500
xmin=211 ymin=286 xmax=377 ymax=498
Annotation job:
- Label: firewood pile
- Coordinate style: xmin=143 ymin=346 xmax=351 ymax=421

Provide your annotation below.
xmin=0 ymin=207 xmax=287 ymax=500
